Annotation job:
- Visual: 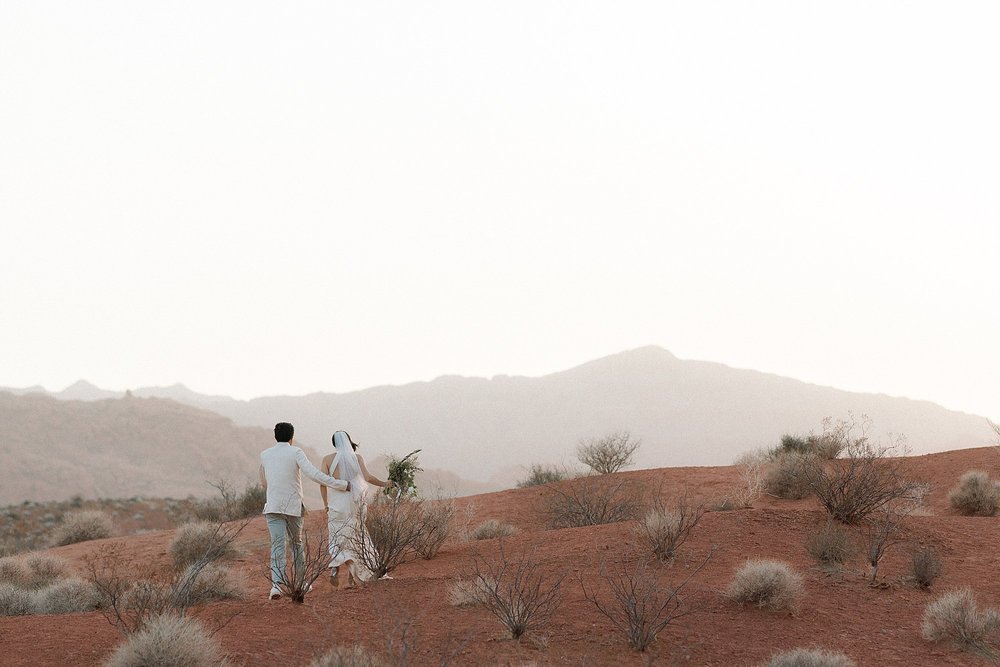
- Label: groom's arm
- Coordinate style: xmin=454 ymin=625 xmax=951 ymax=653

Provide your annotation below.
xmin=294 ymin=448 xmax=350 ymax=491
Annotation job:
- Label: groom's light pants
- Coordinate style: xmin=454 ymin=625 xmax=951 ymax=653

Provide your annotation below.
xmin=265 ymin=513 xmax=304 ymax=587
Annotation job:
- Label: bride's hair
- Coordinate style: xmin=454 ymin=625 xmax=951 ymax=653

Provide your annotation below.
xmin=332 ymin=432 xmax=359 ymax=451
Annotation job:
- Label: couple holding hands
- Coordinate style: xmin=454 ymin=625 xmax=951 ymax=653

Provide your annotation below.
xmin=259 ymin=422 xmax=396 ymax=600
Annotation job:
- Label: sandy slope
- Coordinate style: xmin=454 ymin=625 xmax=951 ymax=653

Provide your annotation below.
xmin=3 ymin=447 xmax=999 ymax=666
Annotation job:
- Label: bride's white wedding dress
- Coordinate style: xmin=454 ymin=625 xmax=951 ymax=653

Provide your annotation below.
xmin=327 ymin=433 xmax=375 ymax=583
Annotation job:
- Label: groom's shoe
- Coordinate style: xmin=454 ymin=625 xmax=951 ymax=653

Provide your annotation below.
xmin=268 ymin=586 xmax=282 ymax=600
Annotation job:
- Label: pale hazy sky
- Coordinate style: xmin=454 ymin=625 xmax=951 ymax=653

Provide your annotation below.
xmin=2 ymin=2 xmax=998 ymax=420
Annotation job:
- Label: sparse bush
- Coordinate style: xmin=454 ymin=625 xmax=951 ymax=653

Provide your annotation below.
xmin=729 ymin=449 xmax=767 ymax=508
xmin=103 ymin=613 xmax=223 ymax=667
xmin=712 ymin=498 xmax=739 ymax=512
xmin=270 ymin=528 xmax=333 ymax=604
xmin=86 ymin=521 xmax=249 ymax=633
xmin=31 ymin=578 xmax=101 ymax=614
xmin=52 ymin=510 xmax=114 ymax=546
xmin=778 ymin=435 xmax=810 ymax=454
xmin=470 ymin=520 xmax=519 ymax=541
xmin=726 ymin=559 xmax=803 ymax=612
xmin=517 ymin=464 xmax=566 ymax=488
xmin=776 ymin=424 xmax=845 ymax=461
xmin=169 ymin=522 xmax=237 ymax=570
xmin=354 ymin=497 xmax=426 ymax=580
xmin=194 ymin=479 xmax=266 ymax=522
xmin=308 ymin=645 xmax=386 ymax=667
xmin=635 ymin=495 xmax=704 ymax=562
xmin=0 ymin=557 xmax=28 ymax=588
xmin=0 ymin=583 xmax=33 ymax=616
xmin=179 ymin=563 xmax=245 ymax=605
xmin=766 ymin=647 xmax=856 ymax=667
xmin=471 ymin=543 xmax=564 ymax=639
xmin=859 ymin=505 xmax=909 ymax=583
xmin=577 ymin=431 xmax=641 ymax=475
xmin=765 ymin=453 xmax=814 ymax=500
xmin=922 ymin=588 xmax=1000 ymax=657
xmin=582 ymin=553 xmax=713 ymax=652
xmin=804 ymin=418 xmax=922 ymax=524
xmin=544 ymin=477 xmax=640 ymax=529
xmin=449 ymin=578 xmax=492 ymax=607
xmin=911 ymin=547 xmax=943 ymax=589
xmin=806 ymin=522 xmax=854 ymax=567
xmin=413 ymin=499 xmax=456 ymax=560
xmin=809 ymin=433 xmax=845 ymax=460
xmin=22 ymin=553 xmax=69 ymax=589
xmin=948 ymin=470 xmax=1000 ymax=516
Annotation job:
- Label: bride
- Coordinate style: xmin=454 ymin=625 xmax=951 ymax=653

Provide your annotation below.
xmin=320 ymin=430 xmax=394 ymax=589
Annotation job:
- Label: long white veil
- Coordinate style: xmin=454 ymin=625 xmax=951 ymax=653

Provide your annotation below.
xmin=333 ymin=431 xmax=368 ymax=502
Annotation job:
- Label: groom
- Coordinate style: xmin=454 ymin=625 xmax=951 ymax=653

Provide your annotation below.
xmin=259 ymin=422 xmax=350 ymax=600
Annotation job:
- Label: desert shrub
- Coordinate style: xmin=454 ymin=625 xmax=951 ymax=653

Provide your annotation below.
xmin=922 ymin=588 xmax=1000 ymax=656
xmin=471 ymin=543 xmax=564 ymax=639
xmin=776 ymin=431 xmax=843 ymax=461
xmin=766 ymin=647 xmax=855 ymax=667
xmin=635 ymin=495 xmax=704 ymax=562
xmin=104 ymin=613 xmax=223 ymax=667
xmin=712 ymin=498 xmax=740 ymax=512
xmin=729 ymin=449 xmax=768 ymax=508
xmin=168 ymin=522 xmax=237 ymax=570
xmin=270 ymin=528 xmax=332 ymax=603
xmin=517 ymin=464 xmax=566 ymax=488
xmin=178 ymin=563 xmax=245 ymax=605
xmin=804 ymin=418 xmax=922 ymax=524
xmin=413 ymin=499 xmax=456 ymax=560
xmin=227 ymin=483 xmax=266 ymax=520
xmin=779 ymin=435 xmax=810 ymax=454
xmin=727 ymin=559 xmax=803 ymax=612
xmin=545 ymin=477 xmax=640 ymax=529
xmin=765 ymin=453 xmax=814 ymax=500
xmin=354 ymin=497 xmax=426 ymax=580
xmin=0 ymin=557 xmax=28 ymax=588
xmin=577 ymin=431 xmax=641 ymax=474
xmin=948 ymin=470 xmax=1000 ymax=516
xmin=86 ymin=522 xmax=249 ymax=632
xmin=911 ymin=547 xmax=943 ymax=589
xmin=806 ymin=522 xmax=854 ymax=567
xmin=582 ymin=553 xmax=713 ymax=652
xmin=0 ymin=583 xmax=33 ymax=616
xmin=470 ymin=520 xmax=519 ymax=541
xmin=31 ymin=578 xmax=101 ymax=614
xmin=0 ymin=554 xmax=68 ymax=590
xmin=308 ymin=645 xmax=386 ymax=667
xmin=859 ymin=505 xmax=910 ymax=583
xmin=449 ymin=578 xmax=492 ymax=607
xmin=809 ymin=434 xmax=846 ymax=460
xmin=22 ymin=553 xmax=69 ymax=589
xmin=52 ymin=510 xmax=114 ymax=546
xmin=194 ymin=480 xmax=266 ymax=522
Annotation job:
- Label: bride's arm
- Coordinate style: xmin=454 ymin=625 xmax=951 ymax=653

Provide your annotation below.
xmin=358 ymin=454 xmax=391 ymax=488
xmin=320 ymin=454 xmax=335 ymax=509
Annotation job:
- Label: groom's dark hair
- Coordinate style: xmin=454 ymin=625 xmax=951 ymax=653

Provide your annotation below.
xmin=274 ymin=422 xmax=294 ymax=442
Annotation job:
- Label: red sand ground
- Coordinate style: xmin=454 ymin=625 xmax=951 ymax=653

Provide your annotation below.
xmin=3 ymin=447 xmax=1000 ymax=666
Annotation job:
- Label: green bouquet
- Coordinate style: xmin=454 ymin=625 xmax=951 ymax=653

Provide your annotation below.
xmin=385 ymin=449 xmax=422 ymax=498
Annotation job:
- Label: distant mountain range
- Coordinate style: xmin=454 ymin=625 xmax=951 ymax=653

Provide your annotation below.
xmin=5 ymin=347 xmax=994 ymax=482
xmin=0 ymin=392 xmax=268 ymax=505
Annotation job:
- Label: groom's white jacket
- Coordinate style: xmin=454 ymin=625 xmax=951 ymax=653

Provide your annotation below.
xmin=260 ymin=441 xmax=348 ymax=516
